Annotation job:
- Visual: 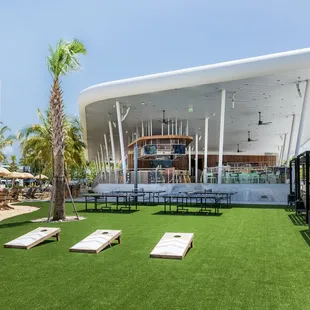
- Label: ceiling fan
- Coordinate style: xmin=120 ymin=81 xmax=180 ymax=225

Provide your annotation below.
xmin=158 ymin=110 xmax=175 ymax=125
xmin=248 ymin=131 xmax=258 ymax=142
xmin=237 ymin=144 xmax=243 ymax=153
xmin=258 ymin=112 xmax=272 ymax=126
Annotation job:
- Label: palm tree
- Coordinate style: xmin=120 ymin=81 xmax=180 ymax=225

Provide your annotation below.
xmin=47 ymin=39 xmax=86 ymax=220
xmin=18 ymin=109 xmax=86 ymax=181
xmin=0 ymin=123 xmax=15 ymax=162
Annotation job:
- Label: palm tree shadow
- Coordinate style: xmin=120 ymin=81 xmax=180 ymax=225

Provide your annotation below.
xmin=0 ymin=220 xmax=31 ymax=229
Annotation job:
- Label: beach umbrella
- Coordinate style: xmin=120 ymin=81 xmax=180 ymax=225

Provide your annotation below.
xmin=0 ymin=167 xmax=10 ymax=176
xmin=5 ymin=172 xmax=24 ymax=179
xmin=34 ymin=174 xmax=49 ymax=180
xmin=22 ymin=173 xmax=34 ymax=179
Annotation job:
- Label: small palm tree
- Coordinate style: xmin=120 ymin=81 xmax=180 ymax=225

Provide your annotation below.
xmin=0 ymin=123 xmax=15 ymax=162
xmin=47 ymin=39 xmax=86 ymax=220
xmin=18 ymin=108 xmax=86 ymax=181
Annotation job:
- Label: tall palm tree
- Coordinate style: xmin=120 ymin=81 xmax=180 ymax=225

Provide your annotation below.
xmin=18 ymin=108 xmax=86 ymax=180
xmin=0 ymin=123 xmax=15 ymax=162
xmin=47 ymin=39 xmax=86 ymax=220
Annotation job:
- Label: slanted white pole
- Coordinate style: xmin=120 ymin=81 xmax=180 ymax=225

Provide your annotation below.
xmin=295 ymin=80 xmax=310 ymax=156
xmin=188 ymin=144 xmax=191 ymax=176
xmin=116 ymin=101 xmax=126 ymax=184
xmin=280 ymin=133 xmax=287 ymax=166
xmin=203 ymin=118 xmax=209 ymax=183
xmin=150 ymin=119 xmax=153 ymax=136
xmin=168 ymin=119 xmax=170 ymax=135
xmin=186 ymin=120 xmax=189 ymax=136
xmin=141 ymin=121 xmax=144 ymax=137
xmin=104 ymin=134 xmax=111 ymax=182
xmin=109 ymin=121 xmax=118 ymax=183
xmin=161 ymin=123 xmax=164 ymax=135
xmin=218 ymin=89 xmax=226 ymax=184
xmin=286 ymin=114 xmax=295 ymax=167
xmin=180 ymin=120 xmax=183 ymax=135
xmin=195 ymin=134 xmax=199 ymax=183
xmin=97 ymin=152 xmax=101 ymax=172
xmin=100 ymin=144 xmax=106 ymax=179
xmin=136 ymin=126 xmax=139 ymax=138
xmin=175 ymin=118 xmax=178 ymax=135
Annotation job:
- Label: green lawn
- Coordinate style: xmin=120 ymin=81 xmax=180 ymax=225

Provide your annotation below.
xmin=1 ymin=202 xmax=310 ymax=310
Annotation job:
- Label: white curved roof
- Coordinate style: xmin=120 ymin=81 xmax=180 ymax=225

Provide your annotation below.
xmin=79 ymin=48 xmax=310 ymax=160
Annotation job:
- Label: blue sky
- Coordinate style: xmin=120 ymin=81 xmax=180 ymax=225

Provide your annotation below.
xmin=1 ymin=0 xmax=310 ymax=157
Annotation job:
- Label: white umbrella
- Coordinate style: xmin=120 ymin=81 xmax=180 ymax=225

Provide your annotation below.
xmin=5 ymin=172 xmax=24 ymax=179
xmin=0 ymin=167 xmax=10 ymax=176
xmin=34 ymin=174 xmax=49 ymax=180
xmin=23 ymin=172 xmax=35 ymax=179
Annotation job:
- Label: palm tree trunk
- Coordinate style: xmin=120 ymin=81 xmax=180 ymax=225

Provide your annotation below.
xmin=51 ymin=79 xmax=66 ymax=220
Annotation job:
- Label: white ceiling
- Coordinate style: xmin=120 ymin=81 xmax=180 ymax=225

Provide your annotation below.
xmin=85 ymin=69 xmax=310 ymax=161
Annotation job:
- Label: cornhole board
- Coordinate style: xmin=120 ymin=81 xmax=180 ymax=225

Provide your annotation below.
xmin=4 ymin=227 xmax=60 ymax=250
xmin=69 ymin=230 xmax=122 ymax=254
xmin=150 ymin=232 xmax=194 ymax=259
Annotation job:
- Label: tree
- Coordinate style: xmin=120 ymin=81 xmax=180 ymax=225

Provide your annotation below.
xmin=47 ymin=39 xmax=86 ymax=220
xmin=18 ymin=108 xmax=86 ymax=181
xmin=9 ymin=155 xmax=18 ymax=172
xmin=0 ymin=123 xmax=15 ymax=163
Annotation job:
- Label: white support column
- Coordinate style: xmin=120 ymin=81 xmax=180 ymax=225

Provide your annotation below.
xmin=203 ymin=118 xmax=209 ymax=183
xmin=186 ymin=120 xmax=189 ymax=136
xmin=95 ymin=157 xmax=99 ymax=174
xmin=188 ymin=144 xmax=191 ymax=176
xmin=161 ymin=123 xmax=164 ymax=135
xmin=286 ymin=114 xmax=295 ymax=167
xmin=280 ymin=133 xmax=287 ymax=166
xmin=172 ymin=120 xmax=174 ymax=135
xmin=168 ymin=120 xmax=170 ymax=135
xmin=109 ymin=121 xmax=118 ymax=183
xmin=195 ymin=134 xmax=199 ymax=183
xmin=116 ymin=101 xmax=126 ymax=184
xmin=97 ymin=152 xmax=101 ymax=172
xmin=104 ymin=134 xmax=111 ymax=182
xmin=295 ymin=80 xmax=310 ymax=156
xmin=180 ymin=120 xmax=183 ymax=135
xmin=150 ymin=119 xmax=153 ymax=136
xmin=278 ymin=146 xmax=283 ymax=166
xmin=141 ymin=121 xmax=144 ymax=137
xmin=136 ymin=126 xmax=139 ymax=138
xmin=100 ymin=144 xmax=106 ymax=179
xmin=175 ymin=118 xmax=178 ymax=135
xmin=218 ymin=89 xmax=226 ymax=184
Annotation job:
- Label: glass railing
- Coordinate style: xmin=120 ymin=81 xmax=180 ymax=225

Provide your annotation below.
xmin=92 ymin=166 xmax=290 ymax=185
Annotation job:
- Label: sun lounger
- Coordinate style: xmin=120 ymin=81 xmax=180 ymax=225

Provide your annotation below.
xmin=69 ymin=230 xmax=122 ymax=254
xmin=4 ymin=227 xmax=60 ymax=249
xmin=150 ymin=232 xmax=194 ymax=259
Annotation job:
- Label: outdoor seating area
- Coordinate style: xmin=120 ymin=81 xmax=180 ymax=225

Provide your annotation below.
xmin=1 ymin=201 xmax=310 ymax=309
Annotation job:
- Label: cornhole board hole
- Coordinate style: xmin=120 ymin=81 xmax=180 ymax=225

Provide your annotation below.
xmin=4 ymin=227 xmax=60 ymax=250
xmin=150 ymin=232 xmax=194 ymax=259
xmin=69 ymin=230 xmax=122 ymax=254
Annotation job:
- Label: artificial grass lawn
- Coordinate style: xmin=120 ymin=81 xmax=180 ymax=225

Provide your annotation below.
xmin=1 ymin=203 xmax=310 ymax=310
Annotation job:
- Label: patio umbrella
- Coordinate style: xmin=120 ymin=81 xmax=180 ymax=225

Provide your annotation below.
xmin=22 ymin=172 xmax=34 ymax=179
xmin=34 ymin=174 xmax=49 ymax=180
xmin=5 ymin=172 xmax=24 ymax=179
xmin=0 ymin=167 xmax=10 ymax=176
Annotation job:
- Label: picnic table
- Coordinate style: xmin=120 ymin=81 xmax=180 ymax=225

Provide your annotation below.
xmin=82 ymin=192 xmax=145 ymax=212
xmin=185 ymin=191 xmax=237 ymax=207
xmin=115 ymin=190 xmax=166 ymax=205
xmin=162 ymin=193 xmax=223 ymax=215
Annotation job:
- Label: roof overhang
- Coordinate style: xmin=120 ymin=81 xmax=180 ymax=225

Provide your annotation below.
xmin=79 ymin=48 xmax=310 ymax=160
